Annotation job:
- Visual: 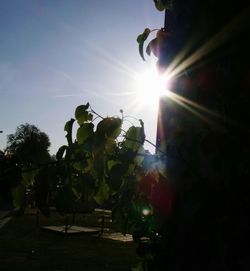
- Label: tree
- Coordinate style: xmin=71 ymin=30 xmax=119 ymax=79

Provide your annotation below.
xmin=6 ymin=123 xmax=51 ymax=165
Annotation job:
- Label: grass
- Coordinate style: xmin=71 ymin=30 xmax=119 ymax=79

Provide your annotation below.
xmin=0 ymin=212 xmax=138 ymax=271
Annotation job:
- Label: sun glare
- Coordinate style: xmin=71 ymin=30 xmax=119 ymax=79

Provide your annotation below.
xmin=135 ymin=68 xmax=170 ymax=108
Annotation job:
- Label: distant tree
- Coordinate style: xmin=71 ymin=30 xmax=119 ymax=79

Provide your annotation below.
xmin=6 ymin=123 xmax=51 ymax=165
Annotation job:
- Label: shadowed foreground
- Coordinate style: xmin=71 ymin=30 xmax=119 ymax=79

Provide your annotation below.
xmin=0 ymin=214 xmax=138 ymax=271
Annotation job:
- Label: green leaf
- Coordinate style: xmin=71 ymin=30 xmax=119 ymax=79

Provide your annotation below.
xmin=64 ymin=118 xmax=75 ymax=133
xmin=76 ymin=123 xmax=94 ymax=144
xmin=153 ymin=0 xmax=169 ymax=11
xmin=64 ymin=118 xmax=75 ymax=145
xmin=139 ymin=43 xmax=145 ymax=61
xmin=137 ymin=28 xmax=151 ymax=61
xmin=146 ymin=38 xmax=158 ymax=56
xmin=82 ymin=158 xmax=94 ymax=174
xmin=125 ymin=163 xmax=135 ymax=176
xmin=21 ymin=167 xmax=39 ymax=186
xmin=136 ymin=34 xmax=143 ymax=44
xmin=94 ymin=181 xmax=110 ymax=205
xmin=11 ymin=184 xmax=26 ymax=208
xmin=134 ymin=146 xmax=145 ymax=166
xmin=56 ymin=145 xmax=67 ymax=160
xmin=155 ymin=1 xmax=165 ymax=11
xmin=73 ymin=160 xmax=88 ymax=171
xmin=72 ymin=187 xmax=81 ymax=201
xmin=131 ymin=261 xmax=144 ymax=271
xmin=107 ymin=160 xmax=121 ymax=171
xmin=105 ymin=138 xmax=117 ymax=154
xmin=75 ymin=103 xmax=93 ymax=125
xmin=96 ymin=117 xmax=122 ymax=139
xmin=124 ymin=126 xmax=145 ymax=151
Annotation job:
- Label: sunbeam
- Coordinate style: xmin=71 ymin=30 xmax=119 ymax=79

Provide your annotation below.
xmin=161 ymin=89 xmax=250 ymax=133
xmin=164 ymin=7 xmax=250 ymax=81
xmin=169 ymin=92 xmax=223 ymax=120
xmin=84 ymin=39 xmax=138 ymax=79
xmin=166 ymin=93 xmax=217 ymax=126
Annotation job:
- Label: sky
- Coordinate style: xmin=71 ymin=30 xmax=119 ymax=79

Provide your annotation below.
xmin=0 ymin=0 xmax=164 ymax=154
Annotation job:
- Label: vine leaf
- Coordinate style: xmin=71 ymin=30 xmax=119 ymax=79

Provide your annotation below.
xmin=96 ymin=117 xmax=122 ymax=139
xmin=137 ymin=28 xmax=151 ymax=61
xmin=75 ymin=103 xmax=93 ymax=125
xmin=56 ymin=145 xmax=67 ymax=160
xmin=124 ymin=126 xmax=145 ymax=151
xmin=72 ymin=187 xmax=81 ymax=201
xmin=134 ymin=146 xmax=145 ymax=166
xmin=146 ymin=38 xmax=158 ymax=56
xmin=105 ymin=138 xmax=117 ymax=154
xmin=153 ymin=0 xmax=170 ymax=11
xmin=107 ymin=160 xmax=121 ymax=171
xmin=94 ymin=181 xmax=110 ymax=205
xmin=22 ymin=167 xmax=39 ymax=186
xmin=76 ymin=123 xmax=94 ymax=144
xmin=64 ymin=118 xmax=75 ymax=145
xmin=11 ymin=184 xmax=26 ymax=208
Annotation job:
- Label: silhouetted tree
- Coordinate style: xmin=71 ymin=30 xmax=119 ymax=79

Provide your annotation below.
xmin=6 ymin=123 xmax=51 ymax=165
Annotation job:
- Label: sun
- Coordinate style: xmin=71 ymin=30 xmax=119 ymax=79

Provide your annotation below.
xmin=134 ymin=67 xmax=170 ymax=108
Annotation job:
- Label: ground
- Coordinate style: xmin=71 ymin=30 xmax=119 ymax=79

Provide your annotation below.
xmin=0 ymin=212 xmax=138 ymax=271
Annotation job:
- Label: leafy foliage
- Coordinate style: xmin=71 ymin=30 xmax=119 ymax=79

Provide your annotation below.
xmin=153 ymin=0 xmax=172 ymax=11
xmin=6 ymin=123 xmax=51 ymax=165
xmin=136 ymin=1 xmax=173 ymax=61
xmin=137 ymin=28 xmax=151 ymax=61
xmin=33 ymin=102 xmax=170 ymax=223
xmin=1 ymin=124 xmax=51 ymax=210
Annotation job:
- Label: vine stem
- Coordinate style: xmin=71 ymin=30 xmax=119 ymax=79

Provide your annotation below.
xmin=89 ymin=106 xmax=162 ymax=154
xmin=164 ymin=8 xmax=168 ymax=30
xmin=89 ymin=106 xmax=104 ymax=120
xmin=89 ymin=106 xmax=205 ymax=179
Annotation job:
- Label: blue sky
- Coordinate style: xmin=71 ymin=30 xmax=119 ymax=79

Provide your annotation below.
xmin=0 ymin=0 xmax=164 ymax=154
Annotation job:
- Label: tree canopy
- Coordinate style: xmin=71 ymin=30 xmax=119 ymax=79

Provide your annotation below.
xmin=6 ymin=123 xmax=51 ymax=165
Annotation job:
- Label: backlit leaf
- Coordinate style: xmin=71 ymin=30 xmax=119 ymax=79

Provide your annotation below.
xmin=11 ymin=184 xmax=26 ymax=208
xmin=124 ymin=126 xmax=145 ymax=151
xmin=56 ymin=145 xmax=67 ymax=160
xmin=146 ymin=38 xmax=158 ymax=57
xmin=134 ymin=146 xmax=145 ymax=166
xmin=153 ymin=0 xmax=170 ymax=11
xmin=64 ymin=118 xmax=75 ymax=133
xmin=64 ymin=118 xmax=75 ymax=145
xmin=72 ymin=187 xmax=81 ymax=200
xmin=75 ymin=103 xmax=93 ymax=125
xmin=76 ymin=123 xmax=94 ymax=144
xmin=22 ymin=167 xmax=39 ymax=186
xmin=107 ymin=160 xmax=121 ymax=171
xmin=137 ymin=28 xmax=151 ymax=61
xmin=96 ymin=117 xmax=122 ymax=139
xmin=94 ymin=181 xmax=110 ymax=205
xmin=105 ymin=138 xmax=117 ymax=154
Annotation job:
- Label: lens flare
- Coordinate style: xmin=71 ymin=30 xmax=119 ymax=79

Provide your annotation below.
xmin=135 ymin=67 xmax=170 ymax=108
xmin=142 ymin=208 xmax=151 ymax=216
